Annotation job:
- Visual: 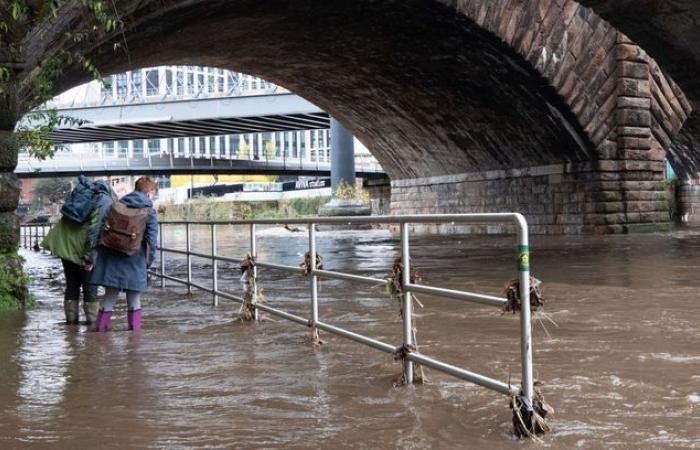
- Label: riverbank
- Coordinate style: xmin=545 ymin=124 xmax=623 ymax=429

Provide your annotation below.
xmin=156 ymin=196 xmax=332 ymax=221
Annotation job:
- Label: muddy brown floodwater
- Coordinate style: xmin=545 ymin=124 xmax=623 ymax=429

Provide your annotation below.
xmin=1 ymin=227 xmax=699 ymax=449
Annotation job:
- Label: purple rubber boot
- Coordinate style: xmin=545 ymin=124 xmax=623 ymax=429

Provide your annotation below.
xmin=128 ymin=309 xmax=142 ymax=332
xmin=95 ymin=310 xmax=112 ymax=332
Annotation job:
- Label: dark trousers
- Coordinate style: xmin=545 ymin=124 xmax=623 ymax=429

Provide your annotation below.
xmin=61 ymin=259 xmax=97 ymax=303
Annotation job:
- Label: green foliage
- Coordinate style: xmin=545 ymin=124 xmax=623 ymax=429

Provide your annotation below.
xmin=0 ymin=253 xmax=32 ymax=311
xmin=16 ymin=110 xmax=85 ymax=160
xmin=264 ymin=140 xmax=277 ymax=160
xmin=237 ymin=140 xmax=250 ymax=159
xmin=158 ymin=196 xmax=331 ymax=221
xmin=0 ymin=0 xmax=124 ymax=153
xmin=335 ymin=180 xmax=370 ymax=205
xmin=33 ymin=177 xmax=72 ymax=204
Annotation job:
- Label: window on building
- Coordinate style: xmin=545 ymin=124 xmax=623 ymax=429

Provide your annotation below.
xmin=117 ymin=140 xmax=129 ymax=157
xmin=165 ymin=69 xmax=173 ymax=96
xmin=207 ymin=70 xmax=216 ymax=94
xmin=116 ymin=73 xmax=128 ymax=99
xmin=199 ymin=137 xmax=206 ymax=157
xmin=176 ymin=70 xmax=185 ymax=96
xmin=132 ymin=139 xmax=144 ymax=157
xmin=187 ymin=69 xmax=195 ymax=95
xmin=197 ymin=70 xmax=205 ymax=96
xmin=102 ymin=142 xmax=115 ymax=156
xmin=131 ymin=70 xmax=143 ymax=98
xmin=147 ymin=139 xmax=160 ymax=155
xmin=100 ymin=77 xmax=113 ymax=100
xmin=146 ymin=69 xmax=159 ymax=96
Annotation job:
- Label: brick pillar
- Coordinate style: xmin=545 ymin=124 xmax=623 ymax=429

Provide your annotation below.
xmin=585 ymin=34 xmax=669 ymax=233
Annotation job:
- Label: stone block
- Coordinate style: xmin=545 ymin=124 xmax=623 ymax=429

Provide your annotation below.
xmin=619 ymin=61 xmax=649 ymax=79
xmin=0 ymin=212 xmax=19 ymax=252
xmin=0 ymin=131 xmax=19 ymax=172
xmin=616 ymin=109 xmax=651 ymax=127
xmin=0 ymin=173 xmax=20 ymax=213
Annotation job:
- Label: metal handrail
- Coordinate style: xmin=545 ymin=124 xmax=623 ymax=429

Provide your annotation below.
xmin=150 ymin=213 xmax=533 ymax=403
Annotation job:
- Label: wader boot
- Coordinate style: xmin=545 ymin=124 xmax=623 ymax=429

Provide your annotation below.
xmin=64 ymin=299 xmax=80 ymax=325
xmin=127 ymin=309 xmax=142 ymax=332
xmin=95 ymin=310 xmax=112 ymax=332
xmin=83 ymin=301 xmax=101 ymax=325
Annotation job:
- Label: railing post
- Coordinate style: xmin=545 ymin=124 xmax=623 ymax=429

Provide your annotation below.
xmin=516 ymin=215 xmax=533 ymax=404
xmin=309 ymin=223 xmax=319 ymax=342
xmin=211 ymin=224 xmax=218 ymax=306
xmin=250 ymin=223 xmax=259 ymax=321
xmin=400 ymin=222 xmax=414 ymax=385
xmin=186 ymin=223 xmax=192 ymax=294
xmin=159 ymin=223 xmax=165 ymax=288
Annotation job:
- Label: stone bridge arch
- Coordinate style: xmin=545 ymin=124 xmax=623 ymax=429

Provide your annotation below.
xmin=3 ymin=0 xmax=695 ymax=235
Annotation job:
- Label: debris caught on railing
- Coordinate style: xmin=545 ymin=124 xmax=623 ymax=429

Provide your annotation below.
xmin=236 ymin=253 xmax=263 ymax=322
xmin=300 ymin=251 xmax=323 ymax=276
xmin=387 ymin=257 xmax=426 ymax=385
xmin=510 ymin=385 xmax=552 ymax=439
xmin=503 ymin=276 xmax=545 ymax=313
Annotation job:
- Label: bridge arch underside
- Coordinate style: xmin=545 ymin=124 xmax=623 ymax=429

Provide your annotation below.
xmin=40 ymin=1 xmax=693 ymax=233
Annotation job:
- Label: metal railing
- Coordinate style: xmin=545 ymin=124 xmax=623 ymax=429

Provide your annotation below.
xmin=20 ymin=223 xmax=53 ymax=249
xmin=152 ymin=214 xmax=534 ymax=403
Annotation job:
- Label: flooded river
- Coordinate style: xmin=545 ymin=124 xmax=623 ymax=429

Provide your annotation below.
xmin=1 ymin=226 xmax=699 ymax=449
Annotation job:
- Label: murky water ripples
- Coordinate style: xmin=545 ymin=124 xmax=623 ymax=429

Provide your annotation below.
xmin=1 ymin=228 xmax=699 ymax=448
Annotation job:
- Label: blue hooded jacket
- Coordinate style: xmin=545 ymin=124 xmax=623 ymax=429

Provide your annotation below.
xmin=89 ymin=190 xmax=158 ymax=292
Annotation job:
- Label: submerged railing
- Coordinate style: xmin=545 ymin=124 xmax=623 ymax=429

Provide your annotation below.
xmin=20 ymin=223 xmax=53 ymax=249
xmin=152 ymin=214 xmax=534 ymax=402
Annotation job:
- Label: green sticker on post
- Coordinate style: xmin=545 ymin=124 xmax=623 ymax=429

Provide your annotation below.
xmin=518 ymin=245 xmax=530 ymax=272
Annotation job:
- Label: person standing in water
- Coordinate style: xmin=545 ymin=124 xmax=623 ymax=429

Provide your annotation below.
xmin=42 ymin=177 xmax=116 ymax=325
xmin=89 ymin=176 xmax=158 ymax=332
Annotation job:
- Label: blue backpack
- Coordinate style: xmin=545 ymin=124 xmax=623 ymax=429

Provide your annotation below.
xmin=61 ymin=175 xmax=97 ymax=224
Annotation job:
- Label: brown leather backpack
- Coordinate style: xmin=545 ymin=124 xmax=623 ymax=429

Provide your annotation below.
xmin=99 ymin=202 xmax=149 ymax=256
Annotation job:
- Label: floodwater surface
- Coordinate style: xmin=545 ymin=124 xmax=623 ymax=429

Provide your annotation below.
xmin=1 ymin=226 xmax=699 ymax=449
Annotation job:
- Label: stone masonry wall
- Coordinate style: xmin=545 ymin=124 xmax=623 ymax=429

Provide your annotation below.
xmin=390 ymin=162 xmax=669 ymax=235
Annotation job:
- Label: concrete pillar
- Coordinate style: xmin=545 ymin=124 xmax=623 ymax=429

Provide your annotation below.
xmin=330 ymin=118 xmax=355 ymax=193
xmin=319 ymin=119 xmax=370 ymax=220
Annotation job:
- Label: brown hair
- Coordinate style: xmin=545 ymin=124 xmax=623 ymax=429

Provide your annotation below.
xmin=135 ymin=176 xmax=157 ymax=193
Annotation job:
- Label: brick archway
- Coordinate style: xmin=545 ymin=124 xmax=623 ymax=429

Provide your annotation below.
xmin=17 ymin=0 xmax=696 ymax=232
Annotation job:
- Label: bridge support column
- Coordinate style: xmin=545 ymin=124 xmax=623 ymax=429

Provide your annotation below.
xmin=319 ymin=119 xmax=370 ymax=218
xmin=0 ymin=102 xmax=29 ymax=310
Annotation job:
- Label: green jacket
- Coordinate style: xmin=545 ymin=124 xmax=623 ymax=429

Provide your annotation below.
xmin=42 ymin=214 xmax=97 ymax=265
xmin=42 ymin=181 xmax=117 ymax=265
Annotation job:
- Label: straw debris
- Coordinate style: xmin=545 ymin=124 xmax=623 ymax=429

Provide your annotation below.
xmin=236 ymin=253 xmax=263 ymax=322
xmin=300 ymin=251 xmax=323 ymax=276
xmin=510 ymin=386 xmax=552 ymax=439
xmin=387 ymin=257 xmax=426 ymax=385
xmin=503 ymin=276 xmax=544 ymax=313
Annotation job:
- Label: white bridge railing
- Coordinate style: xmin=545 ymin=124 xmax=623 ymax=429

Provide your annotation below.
xmin=153 ymin=214 xmax=534 ymax=402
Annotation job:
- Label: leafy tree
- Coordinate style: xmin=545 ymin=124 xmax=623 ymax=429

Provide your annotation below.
xmin=32 ymin=177 xmax=72 ymax=204
xmin=1 ymin=1 xmax=125 ymax=158
xmin=237 ymin=140 xmax=250 ymax=159
xmin=264 ymin=140 xmax=277 ymax=160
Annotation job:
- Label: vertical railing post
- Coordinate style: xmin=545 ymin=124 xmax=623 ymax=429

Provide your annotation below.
xmin=516 ymin=214 xmax=533 ymax=404
xmin=309 ymin=223 xmax=319 ymax=341
xmin=211 ymin=224 xmax=218 ymax=306
xmin=250 ymin=223 xmax=259 ymax=321
xmin=400 ymin=222 xmax=414 ymax=385
xmin=22 ymin=226 xmax=26 ymax=248
xmin=159 ymin=223 xmax=165 ymax=288
xmin=186 ymin=223 xmax=192 ymax=294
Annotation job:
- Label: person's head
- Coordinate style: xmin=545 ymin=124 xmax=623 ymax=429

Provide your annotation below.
xmin=135 ymin=176 xmax=157 ymax=199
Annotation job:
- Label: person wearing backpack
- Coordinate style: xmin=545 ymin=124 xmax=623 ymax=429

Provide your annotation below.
xmin=42 ymin=177 xmax=117 ymax=325
xmin=89 ymin=176 xmax=159 ymax=332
